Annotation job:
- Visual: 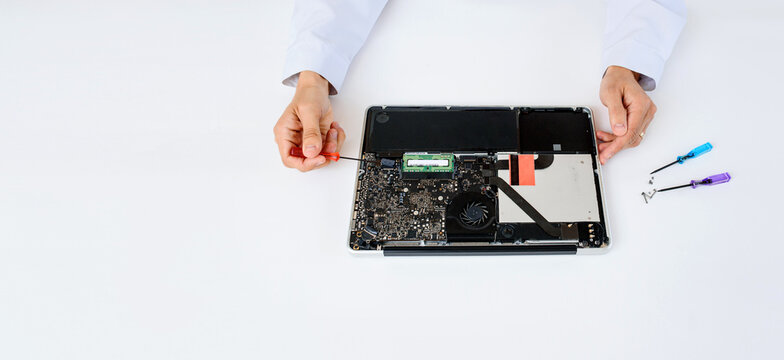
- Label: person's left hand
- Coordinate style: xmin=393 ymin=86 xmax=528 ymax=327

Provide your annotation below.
xmin=596 ymin=65 xmax=657 ymax=165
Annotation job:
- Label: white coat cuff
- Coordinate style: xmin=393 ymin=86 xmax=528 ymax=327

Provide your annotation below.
xmin=602 ymin=40 xmax=664 ymax=91
xmin=282 ymin=40 xmax=350 ymax=95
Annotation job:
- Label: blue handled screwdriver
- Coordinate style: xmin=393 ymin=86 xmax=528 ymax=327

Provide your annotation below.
xmin=650 ymin=142 xmax=713 ymax=174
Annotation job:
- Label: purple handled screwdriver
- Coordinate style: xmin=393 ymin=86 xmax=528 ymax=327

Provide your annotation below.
xmin=656 ymin=172 xmax=732 ymax=193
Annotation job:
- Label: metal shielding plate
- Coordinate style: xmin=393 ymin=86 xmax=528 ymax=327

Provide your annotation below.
xmin=497 ymin=154 xmax=599 ymax=223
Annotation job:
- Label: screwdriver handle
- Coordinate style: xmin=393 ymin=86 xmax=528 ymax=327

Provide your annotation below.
xmin=678 ymin=142 xmax=712 ymax=163
xmin=289 ymin=147 xmax=340 ymax=161
xmin=690 ymin=172 xmax=731 ymax=188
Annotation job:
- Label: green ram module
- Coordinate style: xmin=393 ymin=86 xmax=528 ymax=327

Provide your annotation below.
xmin=401 ymin=153 xmax=454 ymax=173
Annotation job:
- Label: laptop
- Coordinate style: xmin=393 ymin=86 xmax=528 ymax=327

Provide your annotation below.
xmin=349 ymin=106 xmax=610 ymax=255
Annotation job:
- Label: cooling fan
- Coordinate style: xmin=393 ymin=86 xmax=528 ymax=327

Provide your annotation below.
xmin=460 ymin=201 xmax=489 ymax=227
xmin=445 ymin=191 xmax=497 ymax=239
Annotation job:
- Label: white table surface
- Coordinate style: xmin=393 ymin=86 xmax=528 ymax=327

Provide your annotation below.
xmin=1 ymin=1 xmax=783 ymax=359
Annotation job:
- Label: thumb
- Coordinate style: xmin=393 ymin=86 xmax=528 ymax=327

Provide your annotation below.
xmin=299 ymin=107 xmax=324 ymax=158
xmin=606 ymin=94 xmax=628 ymax=136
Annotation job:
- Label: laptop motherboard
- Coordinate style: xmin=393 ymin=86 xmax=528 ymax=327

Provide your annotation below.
xmin=350 ymin=152 xmax=607 ymax=252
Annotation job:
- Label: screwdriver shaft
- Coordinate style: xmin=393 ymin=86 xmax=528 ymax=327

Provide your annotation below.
xmin=339 ymin=155 xmax=379 ymax=164
xmin=656 ymin=183 xmax=692 ymax=192
xmin=650 ymin=159 xmax=679 ymax=174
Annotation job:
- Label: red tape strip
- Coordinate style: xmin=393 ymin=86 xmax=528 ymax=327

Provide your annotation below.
xmin=517 ymin=154 xmax=535 ymax=186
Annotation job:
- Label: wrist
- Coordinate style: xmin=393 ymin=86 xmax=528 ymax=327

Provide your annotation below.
xmin=297 ymin=71 xmax=330 ymax=93
xmin=606 ymin=65 xmax=641 ymax=82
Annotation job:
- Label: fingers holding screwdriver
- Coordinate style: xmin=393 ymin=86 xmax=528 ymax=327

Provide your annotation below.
xmin=276 ymin=121 xmax=347 ymax=172
xmin=274 ymin=111 xmax=327 ymax=172
xmin=273 ymin=70 xmax=349 ymax=172
xmin=279 ymin=123 xmax=345 ymax=172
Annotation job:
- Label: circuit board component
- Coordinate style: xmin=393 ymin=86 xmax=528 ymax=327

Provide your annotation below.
xmin=402 ymin=153 xmax=454 ymax=173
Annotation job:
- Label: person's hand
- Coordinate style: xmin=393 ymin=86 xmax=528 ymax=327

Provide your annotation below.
xmin=273 ymin=71 xmax=346 ymax=172
xmin=596 ymin=65 xmax=657 ymax=165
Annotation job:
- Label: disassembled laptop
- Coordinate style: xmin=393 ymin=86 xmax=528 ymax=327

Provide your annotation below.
xmin=349 ymin=106 xmax=611 ymax=255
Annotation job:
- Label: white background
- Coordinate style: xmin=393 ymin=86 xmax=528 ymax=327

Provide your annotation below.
xmin=1 ymin=1 xmax=783 ymax=359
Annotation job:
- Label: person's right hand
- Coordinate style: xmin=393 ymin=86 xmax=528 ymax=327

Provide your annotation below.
xmin=273 ymin=71 xmax=346 ymax=172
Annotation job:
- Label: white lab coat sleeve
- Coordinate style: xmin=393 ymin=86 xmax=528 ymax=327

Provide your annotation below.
xmin=602 ymin=0 xmax=687 ymax=91
xmin=282 ymin=0 xmax=389 ymax=95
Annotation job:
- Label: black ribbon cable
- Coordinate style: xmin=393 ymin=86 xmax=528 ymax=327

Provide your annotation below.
xmin=489 ymin=176 xmax=561 ymax=237
xmin=509 ymin=155 xmax=519 ymax=185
